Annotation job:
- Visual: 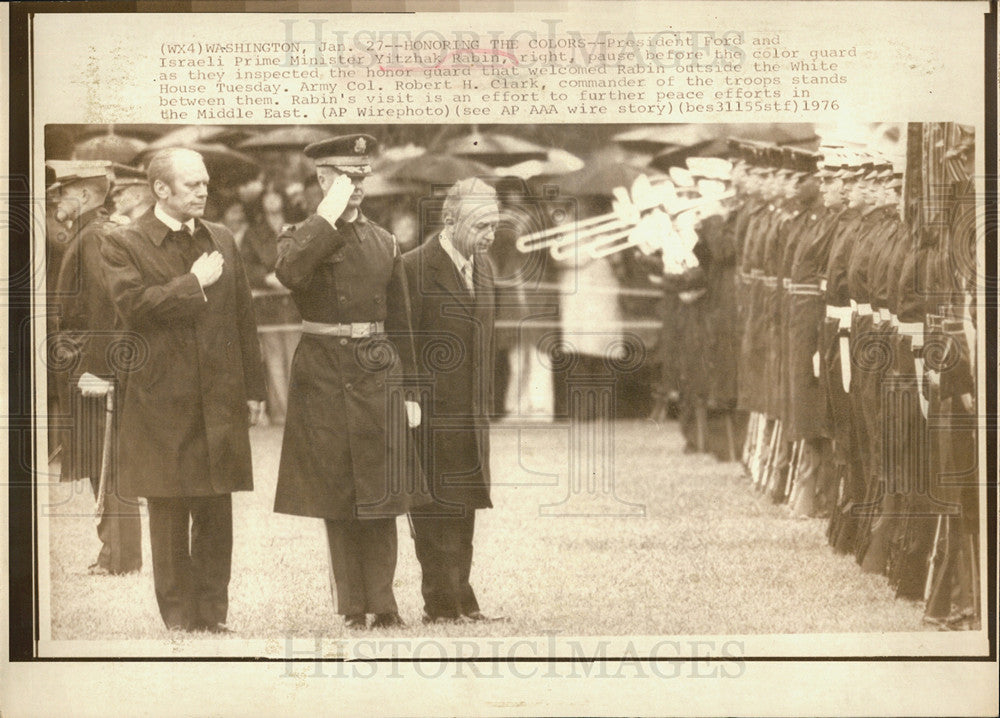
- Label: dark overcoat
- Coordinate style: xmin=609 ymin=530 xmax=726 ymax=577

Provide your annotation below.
xmin=53 ymin=208 xmax=123 ymax=413
xmin=101 ymin=207 xmax=266 ymax=498
xmin=272 ymin=213 xmax=429 ymax=519
xmin=54 ymin=207 xmax=125 ymax=482
xmin=402 ymin=235 xmax=496 ymax=512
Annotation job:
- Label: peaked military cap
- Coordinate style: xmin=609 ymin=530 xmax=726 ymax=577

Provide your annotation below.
xmin=46 ymin=159 xmax=112 ymax=191
xmin=111 ymin=163 xmax=149 ymax=190
xmin=304 ymin=134 xmax=377 ymax=176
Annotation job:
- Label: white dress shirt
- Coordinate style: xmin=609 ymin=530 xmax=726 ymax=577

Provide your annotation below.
xmin=154 ymin=203 xmax=196 ymax=234
xmin=439 ymin=234 xmax=474 ymax=295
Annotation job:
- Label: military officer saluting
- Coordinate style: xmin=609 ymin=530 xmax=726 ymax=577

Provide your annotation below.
xmin=273 ymin=134 xmax=429 ymax=630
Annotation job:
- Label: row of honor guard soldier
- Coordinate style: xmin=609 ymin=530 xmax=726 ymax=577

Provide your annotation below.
xmin=731 ymin=132 xmax=979 ymax=629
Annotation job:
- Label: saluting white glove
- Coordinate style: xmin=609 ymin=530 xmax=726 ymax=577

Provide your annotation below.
xmin=404 ymin=400 xmax=421 ymax=429
xmin=191 ymin=251 xmax=224 ymax=289
xmin=316 ymin=174 xmax=355 ymax=227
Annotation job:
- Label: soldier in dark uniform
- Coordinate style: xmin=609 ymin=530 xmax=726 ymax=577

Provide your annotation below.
xmin=684 ymin=157 xmax=745 ymax=461
xmin=783 ymin=151 xmax=842 ymax=517
xmin=49 ymin=160 xmax=143 ymax=575
xmin=819 ymin=163 xmax=868 ymax=551
xmin=734 ymin=153 xmax=776 ymax=480
xmin=273 ymin=135 xmax=429 ymax=630
xmin=759 ymin=159 xmax=808 ymax=500
xmin=854 ymin=177 xmax=907 ymax=572
xmin=923 ymin=173 xmax=979 ymax=628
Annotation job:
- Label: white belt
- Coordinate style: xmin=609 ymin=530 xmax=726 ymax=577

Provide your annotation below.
xmin=819 ymin=279 xmax=828 ymax=292
xmin=855 ymin=302 xmax=873 ymax=316
xmin=301 ymin=320 xmax=385 ymax=337
xmin=788 ymin=282 xmax=823 ymax=296
xmin=826 ymin=305 xmax=852 ymax=322
xmin=878 ymin=308 xmax=891 ymax=322
xmin=889 ymin=313 xmax=899 ymax=328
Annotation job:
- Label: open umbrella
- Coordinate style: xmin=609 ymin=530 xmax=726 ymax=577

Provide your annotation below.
xmin=136 ymin=142 xmax=259 ymax=185
xmin=441 ymin=131 xmax=549 ymax=166
xmin=146 ymin=125 xmax=255 ymax=151
xmin=649 ymin=123 xmax=819 ymax=169
xmin=73 ymin=133 xmax=147 ymax=165
xmin=237 ymin=127 xmax=333 ymax=152
xmin=617 ymin=123 xmax=817 ymax=150
xmin=362 ymin=174 xmax=424 ymax=198
xmin=494 ymin=148 xmax=585 ymax=180
xmin=71 ymin=124 xmax=167 ymax=142
xmin=551 ymin=152 xmax=663 ymax=197
xmin=613 ymin=124 xmax=715 ymax=153
xmin=383 ymin=154 xmax=492 ymax=186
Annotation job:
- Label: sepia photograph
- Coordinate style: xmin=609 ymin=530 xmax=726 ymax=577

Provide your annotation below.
xmin=38 ymin=120 xmax=984 ymax=647
xmin=4 ymin=2 xmax=995 ymax=716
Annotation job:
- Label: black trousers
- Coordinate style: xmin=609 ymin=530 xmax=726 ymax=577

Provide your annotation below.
xmin=92 ymin=479 xmax=143 ymax=574
xmin=410 ymin=512 xmax=480 ymax=619
xmin=146 ymin=494 xmax=232 ymax=631
xmin=324 ymin=517 xmax=398 ymax=615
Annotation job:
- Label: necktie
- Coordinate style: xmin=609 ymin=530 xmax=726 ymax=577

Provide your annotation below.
xmin=171 ymin=225 xmax=207 ymax=269
xmin=463 ymin=260 xmax=475 ymax=297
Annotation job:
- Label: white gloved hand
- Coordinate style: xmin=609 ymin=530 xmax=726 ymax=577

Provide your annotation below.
xmin=316 ymin=174 xmax=355 ymax=226
xmin=78 ymin=372 xmax=112 ymax=397
xmin=812 ymin=351 xmax=821 ymax=378
xmin=264 ymin=271 xmax=285 ymax=291
xmin=191 ymin=251 xmax=224 ymax=289
xmin=404 ymin=400 xmax=421 ymax=429
xmin=247 ymin=400 xmax=266 ymax=427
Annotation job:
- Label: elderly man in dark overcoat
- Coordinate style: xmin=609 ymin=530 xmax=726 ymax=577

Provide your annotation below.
xmin=49 ymin=159 xmax=143 ymax=575
xmin=402 ymin=177 xmax=502 ymax=624
xmin=272 ymin=134 xmax=428 ymax=630
xmin=101 ymin=147 xmax=266 ymax=633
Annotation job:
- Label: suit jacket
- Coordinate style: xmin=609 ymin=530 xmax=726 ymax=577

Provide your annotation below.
xmin=403 ymin=235 xmax=496 ymax=512
xmin=101 ymin=206 xmax=266 ymax=498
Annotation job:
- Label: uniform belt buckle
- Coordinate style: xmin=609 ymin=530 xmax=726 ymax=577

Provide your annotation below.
xmin=351 ymin=322 xmax=370 ymax=338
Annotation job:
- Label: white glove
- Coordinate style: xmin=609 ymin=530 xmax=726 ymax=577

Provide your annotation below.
xmin=316 ymin=174 xmax=355 ymax=226
xmin=191 ymin=251 xmax=224 ymax=289
xmin=812 ymin=351 xmax=821 ymax=378
xmin=404 ymin=400 xmax=421 ymax=429
xmin=264 ymin=271 xmax=285 ymax=290
xmin=247 ymin=400 xmax=266 ymax=427
xmin=78 ymin=372 xmax=112 ymax=397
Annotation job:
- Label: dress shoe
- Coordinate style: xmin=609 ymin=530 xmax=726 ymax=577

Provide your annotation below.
xmin=463 ymin=611 xmax=509 ymax=623
xmin=201 ymin=623 xmax=234 ymax=635
xmin=371 ymin=612 xmax=405 ymax=629
xmin=343 ymin=614 xmax=367 ymax=629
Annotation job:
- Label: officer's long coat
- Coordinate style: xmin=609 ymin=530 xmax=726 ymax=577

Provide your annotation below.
xmin=101 ymin=208 xmax=266 ymax=498
xmin=402 ymin=235 xmax=496 ymax=512
xmin=272 ymin=213 xmax=429 ymax=519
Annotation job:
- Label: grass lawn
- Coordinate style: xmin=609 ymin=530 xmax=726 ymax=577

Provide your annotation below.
xmin=46 ymin=419 xmax=927 ymax=644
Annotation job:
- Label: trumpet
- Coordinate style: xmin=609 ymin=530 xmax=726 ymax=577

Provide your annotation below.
xmin=516 ymin=172 xmax=735 ymax=261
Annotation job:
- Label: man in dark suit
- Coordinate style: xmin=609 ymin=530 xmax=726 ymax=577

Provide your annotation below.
xmin=402 ymin=177 xmax=503 ymax=624
xmin=101 ymin=148 xmax=266 ymax=633
xmin=273 ymin=135 xmax=428 ymax=630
